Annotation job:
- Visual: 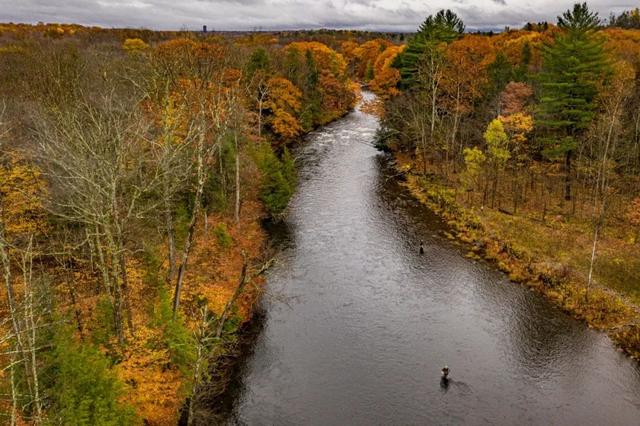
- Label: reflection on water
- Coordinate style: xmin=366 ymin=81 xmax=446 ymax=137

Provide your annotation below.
xmin=219 ymin=93 xmax=640 ymax=425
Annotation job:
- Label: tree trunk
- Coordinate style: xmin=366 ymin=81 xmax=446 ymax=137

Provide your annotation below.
xmin=216 ymin=253 xmax=248 ymax=338
xmin=173 ymin=129 xmax=206 ymax=318
xmin=164 ymin=191 xmax=176 ymax=286
xmin=564 ymin=150 xmax=572 ymax=201
xmin=119 ymin=251 xmax=135 ymax=335
xmin=234 ymin=131 xmax=241 ymax=224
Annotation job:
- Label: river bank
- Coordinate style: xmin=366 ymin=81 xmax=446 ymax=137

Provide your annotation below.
xmin=217 ymin=92 xmax=640 ymax=425
xmin=391 ymin=154 xmax=640 ymax=361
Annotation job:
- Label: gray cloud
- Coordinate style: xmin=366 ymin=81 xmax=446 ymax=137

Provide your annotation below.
xmin=0 ymin=0 xmax=635 ymax=31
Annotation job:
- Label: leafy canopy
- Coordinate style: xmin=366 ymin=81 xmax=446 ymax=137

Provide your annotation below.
xmin=394 ymin=9 xmax=465 ymax=88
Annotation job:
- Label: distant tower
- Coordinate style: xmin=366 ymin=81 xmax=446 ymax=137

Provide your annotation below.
xmin=203 ymin=25 xmax=207 ymax=33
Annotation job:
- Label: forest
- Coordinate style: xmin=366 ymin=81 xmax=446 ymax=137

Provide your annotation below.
xmin=375 ymin=3 xmax=640 ymax=356
xmin=1 ymin=2 xmax=640 ymax=424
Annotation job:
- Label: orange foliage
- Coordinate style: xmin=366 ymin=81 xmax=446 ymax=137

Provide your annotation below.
xmin=0 ymin=152 xmax=47 ymax=239
xmin=340 ymin=40 xmax=359 ymax=59
xmin=369 ymin=45 xmax=405 ymax=98
xmin=603 ymin=28 xmax=640 ymax=67
xmin=627 ymin=197 xmax=640 ymax=227
xmin=442 ymin=35 xmax=496 ymax=114
xmin=352 ymin=38 xmax=393 ymax=79
xmin=264 ymin=77 xmax=303 ymax=139
xmin=494 ymin=28 xmax=558 ymax=69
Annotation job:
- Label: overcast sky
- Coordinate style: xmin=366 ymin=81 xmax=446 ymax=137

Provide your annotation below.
xmin=0 ymin=0 xmax=636 ymax=32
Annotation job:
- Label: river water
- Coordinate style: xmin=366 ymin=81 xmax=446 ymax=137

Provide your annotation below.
xmin=223 ymin=93 xmax=640 ymax=425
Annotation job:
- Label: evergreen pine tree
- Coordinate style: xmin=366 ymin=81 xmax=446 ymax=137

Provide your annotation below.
xmin=246 ymin=47 xmax=270 ymax=78
xmin=393 ymin=9 xmax=464 ymax=88
xmin=538 ymin=2 xmax=609 ymax=200
xmin=48 ymin=327 xmax=136 ymax=425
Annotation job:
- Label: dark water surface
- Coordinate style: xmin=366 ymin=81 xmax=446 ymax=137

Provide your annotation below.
xmin=224 ymin=93 xmax=640 ymax=425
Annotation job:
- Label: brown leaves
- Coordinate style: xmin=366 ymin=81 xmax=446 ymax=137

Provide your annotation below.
xmin=626 ymin=197 xmax=640 ymax=227
xmin=499 ymin=82 xmax=534 ymax=115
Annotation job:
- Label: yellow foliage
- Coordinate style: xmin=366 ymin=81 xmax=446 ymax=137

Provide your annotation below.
xmin=286 ymin=41 xmax=348 ymax=77
xmin=499 ymin=113 xmax=534 ymax=145
xmin=264 ymin=77 xmax=303 ymax=139
xmin=0 ymin=153 xmax=47 ymax=238
xmin=123 ymin=38 xmax=150 ymax=52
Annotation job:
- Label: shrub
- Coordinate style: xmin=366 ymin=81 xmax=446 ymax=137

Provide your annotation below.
xmin=123 ymin=38 xmax=149 ymax=52
xmin=152 ymin=288 xmax=196 ymax=373
xmin=252 ymin=144 xmax=296 ymax=218
xmin=213 ymin=223 xmax=232 ymax=249
xmin=48 ymin=327 xmax=137 ymax=425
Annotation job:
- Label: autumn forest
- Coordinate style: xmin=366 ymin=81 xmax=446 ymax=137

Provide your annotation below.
xmin=2 ymin=2 xmax=640 ymax=425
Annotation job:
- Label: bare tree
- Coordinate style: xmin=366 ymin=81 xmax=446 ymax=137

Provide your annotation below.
xmin=36 ymin=96 xmax=165 ymax=344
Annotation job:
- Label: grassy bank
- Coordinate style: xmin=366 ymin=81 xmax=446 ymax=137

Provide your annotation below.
xmin=393 ymin=155 xmax=640 ymax=361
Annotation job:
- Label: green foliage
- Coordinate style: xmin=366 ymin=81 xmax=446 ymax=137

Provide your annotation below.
xmin=609 ymin=8 xmax=640 ymax=29
xmin=393 ymin=9 xmax=464 ymax=88
xmin=141 ymin=244 xmax=163 ymax=289
xmin=487 ymin=52 xmax=515 ymax=96
xmin=484 ymin=119 xmax=511 ymax=166
xmin=300 ymin=50 xmax=321 ymax=130
xmin=91 ymin=296 xmax=116 ymax=348
xmin=153 ymin=287 xmax=196 ymax=373
xmin=558 ymin=2 xmax=601 ymax=31
xmin=538 ymin=2 xmax=609 ymax=158
xmin=173 ymin=202 xmax=192 ymax=248
xmin=252 ymin=144 xmax=296 ymax=218
xmin=281 ymin=147 xmax=296 ymax=185
xmin=364 ymin=61 xmax=374 ymax=81
xmin=463 ymin=146 xmax=487 ymax=190
xmin=246 ymin=47 xmax=270 ymax=77
xmin=213 ymin=222 xmax=233 ymax=249
xmin=203 ymin=134 xmax=236 ymax=212
xmin=373 ymin=126 xmax=397 ymax=152
xmin=48 ymin=326 xmax=137 ymax=425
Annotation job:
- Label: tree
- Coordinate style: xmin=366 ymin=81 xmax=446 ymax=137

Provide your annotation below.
xmin=558 ymin=2 xmax=601 ymax=31
xmin=36 ymin=98 xmax=161 ymax=344
xmin=462 ymin=146 xmax=486 ymax=203
xmin=500 ymin=81 xmax=534 ymax=115
xmin=586 ymin=59 xmax=635 ymax=295
xmin=263 ymin=77 xmax=303 ymax=140
xmin=369 ymin=45 xmax=405 ymax=98
xmin=538 ymin=2 xmax=609 ymax=201
xmin=246 ymin=47 xmax=270 ymax=78
xmin=441 ymin=35 xmax=495 ymax=167
xmin=627 ymin=197 xmax=640 ymax=243
xmin=609 ymin=8 xmax=640 ymax=29
xmin=49 ymin=327 xmax=136 ymax=425
xmin=352 ymin=39 xmax=392 ymax=80
xmin=484 ymin=118 xmax=511 ymax=207
xmin=394 ymin=9 xmax=465 ymax=88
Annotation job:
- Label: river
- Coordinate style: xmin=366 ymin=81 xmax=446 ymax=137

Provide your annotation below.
xmin=221 ymin=92 xmax=640 ymax=425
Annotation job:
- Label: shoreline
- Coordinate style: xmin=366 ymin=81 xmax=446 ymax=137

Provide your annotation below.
xmin=184 ymin=101 xmax=363 ymax=423
xmin=390 ymin=156 xmax=640 ymax=362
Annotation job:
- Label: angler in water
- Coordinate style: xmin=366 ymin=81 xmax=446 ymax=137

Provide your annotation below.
xmin=441 ymin=365 xmax=449 ymax=379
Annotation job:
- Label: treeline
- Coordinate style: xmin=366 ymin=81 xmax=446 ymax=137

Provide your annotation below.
xmin=373 ymin=4 xmax=640 ymax=311
xmin=0 ymin=26 xmax=366 ymax=424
